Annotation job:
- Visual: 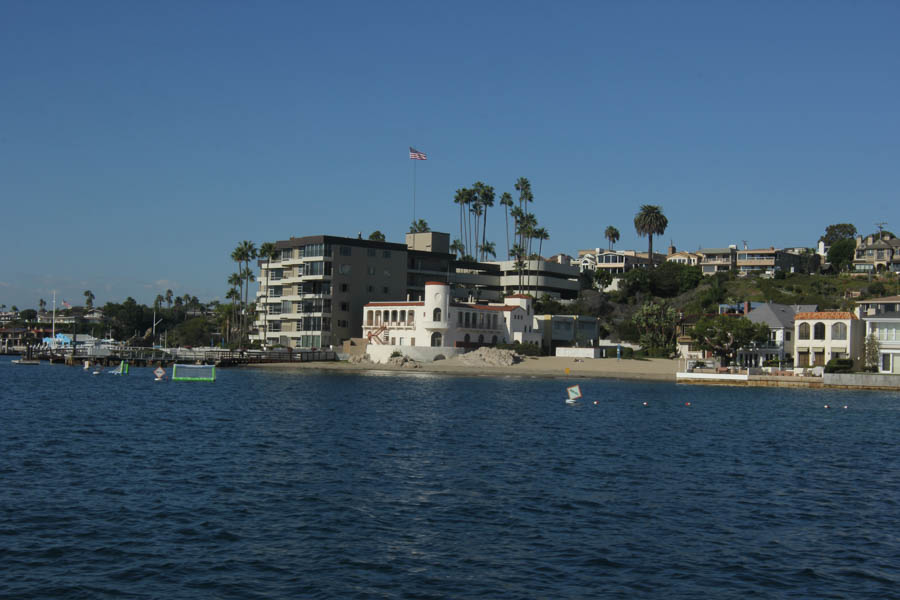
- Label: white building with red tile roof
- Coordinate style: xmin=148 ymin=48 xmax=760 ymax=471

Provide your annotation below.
xmin=855 ymin=296 xmax=900 ymax=374
xmin=792 ymin=311 xmax=864 ymax=368
xmin=362 ymin=282 xmax=542 ymax=360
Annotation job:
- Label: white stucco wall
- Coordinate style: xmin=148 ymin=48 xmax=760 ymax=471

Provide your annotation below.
xmin=366 ymin=345 xmax=466 ymax=363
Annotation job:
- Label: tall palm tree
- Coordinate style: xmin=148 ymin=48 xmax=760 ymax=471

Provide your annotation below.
xmin=258 ymin=241 xmax=277 ymax=347
xmin=453 ymin=188 xmax=470 ymax=257
xmin=154 ymin=294 xmax=164 ymax=312
xmin=39 ymin=298 xmax=46 ymax=312
xmin=165 ymin=289 xmax=173 ymax=308
xmin=83 ymin=290 xmax=95 ymax=309
xmin=499 ymin=192 xmax=514 ymax=258
xmin=225 ymin=287 xmax=240 ymax=344
xmin=479 ymin=183 xmax=494 ymax=260
xmin=227 ymin=272 xmax=242 ymax=344
xmin=604 ymin=226 xmax=620 ymax=251
xmin=409 ymin=219 xmax=430 ymax=233
xmin=233 ymin=240 xmax=257 ymax=344
xmin=514 ymin=177 xmax=532 ymax=250
xmin=633 ymin=205 xmax=668 ymax=266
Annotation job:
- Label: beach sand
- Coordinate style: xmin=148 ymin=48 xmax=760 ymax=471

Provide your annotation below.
xmin=246 ymin=355 xmax=679 ymax=381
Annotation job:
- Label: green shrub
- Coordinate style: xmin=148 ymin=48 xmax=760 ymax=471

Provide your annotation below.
xmin=824 ymin=358 xmax=854 ymax=373
xmin=390 ymin=350 xmax=403 ymax=358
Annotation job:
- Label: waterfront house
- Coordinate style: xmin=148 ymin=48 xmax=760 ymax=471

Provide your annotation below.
xmin=698 ymin=247 xmax=737 ymax=276
xmin=856 ymin=296 xmax=900 ymax=374
xmin=793 ymin=311 xmax=864 ymax=368
xmin=852 ymin=233 xmax=900 ymax=274
xmin=361 ymin=281 xmax=542 ymax=359
xmin=736 ymin=303 xmax=815 ymax=368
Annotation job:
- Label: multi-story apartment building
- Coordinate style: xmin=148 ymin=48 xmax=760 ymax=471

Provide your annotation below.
xmin=255 ymin=233 xmax=452 ymax=349
xmin=698 ymin=247 xmax=737 ymax=276
xmin=856 ymin=295 xmax=900 ymax=374
xmin=852 ymin=233 xmax=900 ymax=273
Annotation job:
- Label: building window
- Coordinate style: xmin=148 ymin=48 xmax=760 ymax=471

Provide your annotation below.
xmin=339 ymin=264 xmax=352 ymax=275
xmin=367 ymin=285 xmax=374 ymax=292
xmin=383 ymin=287 xmax=389 ymax=294
xmin=813 ymin=323 xmax=825 ymax=340
xmin=831 ymin=322 xmax=847 ymax=340
xmin=340 ymin=246 xmax=352 ymax=256
xmin=785 ymin=331 xmax=792 ymax=341
xmin=367 ymin=248 xmax=376 ymax=257
xmin=340 ymin=283 xmax=349 ymax=292
xmin=383 ymin=250 xmax=391 ymax=258
xmin=368 ymin=266 xmax=376 ymax=275
xmin=366 ymin=311 xmax=373 ymax=326
xmin=798 ymin=323 xmax=810 ymax=340
xmin=430 ymin=332 xmax=442 ymax=347
xmin=341 ymin=302 xmax=349 ymax=312
xmin=433 ymin=308 xmax=442 ymax=322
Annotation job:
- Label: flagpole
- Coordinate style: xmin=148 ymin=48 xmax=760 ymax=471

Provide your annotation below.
xmin=413 ymin=155 xmax=417 ymax=224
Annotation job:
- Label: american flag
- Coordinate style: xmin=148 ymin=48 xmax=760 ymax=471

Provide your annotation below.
xmin=62 ymin=300 xmax=71 ymax=308
xmin=409 ymin=147 xmax=427 ymax=160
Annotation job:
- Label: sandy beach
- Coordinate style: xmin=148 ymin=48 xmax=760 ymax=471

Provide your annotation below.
xmin=246 ymin=355 xmax=679 ymax=381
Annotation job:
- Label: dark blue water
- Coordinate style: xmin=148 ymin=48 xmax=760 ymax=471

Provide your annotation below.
xmin=2 ymin=357 xmax=899 ymax=599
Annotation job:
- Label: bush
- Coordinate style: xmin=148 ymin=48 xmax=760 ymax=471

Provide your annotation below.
xmin=390 ymin=350 xmax=403 ymax=358
xmin=824 ymin=358 xmax=854 ymax=373
xmin=621 ymin=347 xmax=634 ymax=359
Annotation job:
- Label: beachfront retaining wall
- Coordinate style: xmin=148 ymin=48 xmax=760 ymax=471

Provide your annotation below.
xmin=555 ymin=347 xmax=603 ymax=359
xmin=823 ymin=373 xmax=900 ymax=390
xmin=366 ymin=345 xmax=466 ymax=364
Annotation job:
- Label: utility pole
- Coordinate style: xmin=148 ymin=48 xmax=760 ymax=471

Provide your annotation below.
xmin=875 ymin=221 xmax=887 ymax=240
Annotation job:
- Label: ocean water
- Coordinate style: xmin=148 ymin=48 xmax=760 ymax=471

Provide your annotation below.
xmin=2 ymin=357 xmax=899 ymax=599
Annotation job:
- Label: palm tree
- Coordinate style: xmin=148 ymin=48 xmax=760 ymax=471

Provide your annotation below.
xmin=479 ymin=241 xmax=497 ymax=260
xmin=39 ymin=298 xmax=46 ymax=312
xmin=83 ymin=290 xmax=95 ymax=309
xmin=258 ymin=241 xmax=277 ymax=347
xmin=165 ymin=289 xmax=173 ymax=308
xmin=604 ymin=226 xmax=620 ymax=251
xmin=514 ymin=177 xmax=532 ymax=250
xmin=634 ymin=205 xmax=668 ymax=266
xmin=225 ymin=287 xmax=240 ymax=343
xmin=511 ymin=243 xmax=526 ymax=294
xmin=409 ymin=219 xmax=430 ymax=233
xmin=454 ymin=188 xmax=471 ymax=257
xmin=233 ymin=240 xmax=257 ymax=344
xmin=227 ymin=272 xmax=242 ymax=344
xmin=368 ymin=231 xmax=385 ymax=242
xmin=450 ymin=238 xmax=465 ymax=259
xmin=472 ymin=182 xmax=494 ymax=260
xmin=499 ymin=192 xmax=514 ymax=258
xmin=154 ymin=294 xmax=164 ymax=312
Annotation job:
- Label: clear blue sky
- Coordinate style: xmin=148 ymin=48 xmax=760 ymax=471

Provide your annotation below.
xmin=2 ymin=1 xmax=898 ymax=309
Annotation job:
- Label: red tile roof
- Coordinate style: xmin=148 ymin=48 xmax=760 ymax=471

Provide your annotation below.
xmin=363 ymin=301 xmax=424 ymax=307
xmin=794 ymin=311 xmax=857 ymax=320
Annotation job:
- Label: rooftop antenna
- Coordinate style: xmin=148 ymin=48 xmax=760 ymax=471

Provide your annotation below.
xmin=875 ymin=221 xmax=887 ymax=240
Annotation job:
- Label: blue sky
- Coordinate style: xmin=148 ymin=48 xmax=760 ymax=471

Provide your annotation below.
xmin=2 ymin=1 xmax=898 ymax=309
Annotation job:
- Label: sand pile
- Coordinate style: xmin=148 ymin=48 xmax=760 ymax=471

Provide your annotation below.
xmin=455 ymin=347 xmax=522 ymax=367
xmin=388 ymin=355 xmax=421 ymax=369
xmin=348 ymin=353 xmax=372 ymax=364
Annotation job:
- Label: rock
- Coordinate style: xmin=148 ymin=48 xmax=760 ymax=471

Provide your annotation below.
xmin=456 ymin=347 xmax=522 ymax=367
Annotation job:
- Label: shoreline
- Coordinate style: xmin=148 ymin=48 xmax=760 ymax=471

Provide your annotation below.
xmin=243 ymin=356 xmax=680 ymax=382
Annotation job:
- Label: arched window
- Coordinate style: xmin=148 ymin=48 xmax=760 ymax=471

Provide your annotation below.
xmin=391 ymin=310 xmax=398 ymax=323
xmin=430 ymin=332 xmax=442 ymax=347
xmin=832 ymin=322 xmax=847 ymax=340
xmin=813 ymin=322 xmax=826 ymax=340
xmin=375 ymin=311 xmax=382 ymax=326
xmin=408 ymin=311 xmax=414 ymax=324
xmin=399 ymin=310 xmax=406 ymax=324
xmin=433 ymin=307 xmax=442 ymax=322
xmin=798 ymin=323 xmax=810 ymax=340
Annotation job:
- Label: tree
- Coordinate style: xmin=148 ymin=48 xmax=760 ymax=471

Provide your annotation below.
xmin=409 ymin=219 xmax=430 ymax=233
xmin=233 ymin=240 xmax=257 ymax=344
xmin=154 ymin=294 xmax=164 ymax=312
xmin=820 ymin=223 xmax=857 ymax=245
xmin=631 ymin=301 xmax=679 ymax=356
xmin=453 ymin=188 xmax=472 ymax=257
xmin=594 ymin=269 xmax=613 ymax=290
xmin=649 ymin=262 xmax=703 ymax=298
xmin=479 ymin=241 xmax=497 ymax=260
xmin=20 ymin=308 xmax=37 ymax=321
xmin=165 ymin=289 xmax=173 ymax=308
xmin=827 ymin=238 xmax=856 ymax=272
xmin=472 ymin=181 xmax=495 ymax=261
xmin=368 ymin=231 xmax=386 ymax=242
xmin=83 ymin=290 xmax=95 ymax=309
xmin=691 ymin=315 xmax=769 ymax=366
xmin=11 ymin=305 xmax=18 ymax=313
xmin=604 ymin=226 xmax=620 ymax=251
xmin=39 ymin=298 xmax=46 ymax=312
xmin=500 ymin=192 xmax=514 ymax=258
xmin=258 ymin=241 xmax=278 ymax=347
xmin=865 ymin=333 xmax=880 ymax=371
xmin=634 ymin=205 xmax=668 ymax=266
xmin=534 ymin=227 xmax=549 ymax=261
xmin=450 ymin=238 xmax=465 ymax=259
